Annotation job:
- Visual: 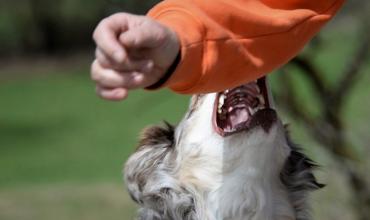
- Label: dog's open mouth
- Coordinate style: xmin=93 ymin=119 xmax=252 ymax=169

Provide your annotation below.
xmin=213 ymin=77 xmax=272 ymax=136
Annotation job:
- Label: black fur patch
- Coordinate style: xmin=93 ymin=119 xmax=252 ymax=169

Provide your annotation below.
xmin=280 ymin=129 xmax=325 ymax=220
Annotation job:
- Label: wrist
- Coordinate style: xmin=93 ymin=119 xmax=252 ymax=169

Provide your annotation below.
xmin=146 ymin=49 xmax=181 ymax=90
xmin=162 ymin=27 xmax=180 ymax=71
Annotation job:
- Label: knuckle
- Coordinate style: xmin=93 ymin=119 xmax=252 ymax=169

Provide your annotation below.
xmin=96 ymin=73 xmax=108 ymax=85
xmin=94 ymin=48 xmax=101 ymax=59
xmin=114 ymin=12 xmax=130 ymax=19
xmin=125 ymin=59 xmax=139 ymax=70
xmin=109 ymin=13 xmax=121 ymax=19
xmin=93 ymin=22 xmax=104 ymax=37
xmin=92 ymin=68 xmax=119 ymax=87
xmin=90 ymin=63 xmax=102 ymax=82
xmin=95 ymin=52 xmax=110 ymax=67
xmin=92 ymin=30 xmax=98 ymax=42
xmin=97 ymin=58 xmax=110 ymax=68
xmin=127 ymin=73 xmax=144 ymax=89
xmin=119 ymin=74 xmax=129 ymax=86
xmin=120 ymin=74 xmax=134 ymax=88
xmin=90 ymin=61 xmax=96 ymax=73
xmin=93 ymin=18 xmax=109 ymax=40
xmin=100 ymin=17 xmax=110 ymax=26
xmin=107 ymin=13 xmax=125 ymax=25
xmin=134 ymin=73 xmax=146 ymax=85
xmin=92 ymin=28 xmax=102 ymax=42
xmin=90 ymin=71 xmax=101 ymax=82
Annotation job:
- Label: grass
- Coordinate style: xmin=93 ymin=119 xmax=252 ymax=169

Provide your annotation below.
xmin=0 ymin=72 xmax=190 ymax=187
xmin=0 ymin=70 xmax=191 ymax=219
xmin=0 ymin=184 xmax=137 ymax=220
xmin=0 ymin=22 xmax=369 ymax=220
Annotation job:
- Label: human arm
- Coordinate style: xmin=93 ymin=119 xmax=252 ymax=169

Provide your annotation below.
xmin=91 ymin=0 xmax=345 ymax=100
xmin=147 ymin=0 xmax=346 ymax=93
xmin=91 ymin=13 xmax=180 ymax=100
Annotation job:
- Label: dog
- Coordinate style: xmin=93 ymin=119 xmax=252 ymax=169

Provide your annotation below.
xmin=124 ymin=77 xmax=323 ymax=220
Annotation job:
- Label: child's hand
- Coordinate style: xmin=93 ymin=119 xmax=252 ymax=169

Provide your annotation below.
xmin=91 ymin=13 xmax=180 ymax=101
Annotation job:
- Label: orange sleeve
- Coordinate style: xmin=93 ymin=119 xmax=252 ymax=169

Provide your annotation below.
xmin=148 ymin=0 xmax=345 ymax=94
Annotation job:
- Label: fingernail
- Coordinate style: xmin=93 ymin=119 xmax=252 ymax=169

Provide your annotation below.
xmin=141 ymin=61 xmax=154 ymax=73
xmin=115 ymin=89 xmax=124 ymax=96
xmin=113 ymin=88 xmax=127 ymax=100
xmin=113 ymin=51 xmax=124 ymax=62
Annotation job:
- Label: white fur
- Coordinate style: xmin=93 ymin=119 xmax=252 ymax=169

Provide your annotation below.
xmin=124 ymin=91 xmax=320 ymax=220
xmin=173 ymin=94 xmax=294 ymax=220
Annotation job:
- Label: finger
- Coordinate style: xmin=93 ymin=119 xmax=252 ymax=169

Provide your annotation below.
xmin=93 ymin=14 xmax=129 ymax=63
xmin=91 ymin=60 xmax=127 ymax=88
xmin=116 ymin=71 xmax=148 ymax=90
xmin=127 ymin=48 xmax=150 ymax=60
xmin=95 ymin=47 xmax=153 ymax=73
xmin=119 ymin=57 xmax=154 ymax=73
xmin=91 ymin=60 xmax=153 ymax=89
xmin=119 ymin=24 xmax=165 ymax=49
xmin=95 ymin=48 xmax=113 ymax=68
xmin=96 ymin=86 xmax=128 ymax=101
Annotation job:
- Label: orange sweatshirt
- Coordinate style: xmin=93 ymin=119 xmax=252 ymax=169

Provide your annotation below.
xmin=148 ymin=0 xmax=345 ymax=94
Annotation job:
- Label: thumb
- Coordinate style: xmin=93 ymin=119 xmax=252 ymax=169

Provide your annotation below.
xmin=119 ymin=24 xmax=166 ymax=49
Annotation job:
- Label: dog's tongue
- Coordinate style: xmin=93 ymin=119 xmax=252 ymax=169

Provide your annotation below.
xmin=227 ymin=108 xmax=250 ymax=130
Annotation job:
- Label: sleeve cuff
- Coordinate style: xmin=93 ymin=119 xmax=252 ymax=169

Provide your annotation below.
xmin=147 ymin=2 xmax=206 ymax=93
xmin=146 ymin=50 xmax=181 ymax=90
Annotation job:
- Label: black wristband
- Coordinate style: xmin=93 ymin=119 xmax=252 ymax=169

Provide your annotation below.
xmin=146 ymin=51 xmax=181 ymax=90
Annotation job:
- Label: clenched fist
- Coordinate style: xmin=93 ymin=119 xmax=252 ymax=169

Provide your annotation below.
xmin=91 ymin=13 xmax=180 ymax=101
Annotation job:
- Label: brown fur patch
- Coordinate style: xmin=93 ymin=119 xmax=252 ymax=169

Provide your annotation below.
xmin=138 ymin=122 xmax=175 ymax=149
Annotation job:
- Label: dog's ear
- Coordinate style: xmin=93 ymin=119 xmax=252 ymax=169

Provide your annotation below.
xmin=138 ymin=121 xmax=175 ymax=149
xmin=125 ymin=121 xmax=176 ymax=206
xmin=126 ymin=122 xmax=198 ymax=220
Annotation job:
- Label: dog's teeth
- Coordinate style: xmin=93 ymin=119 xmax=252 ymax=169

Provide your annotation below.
xmin=218 ymin=104 xmax=224 ymax=114
xmin=218 ymin=103 xmax=222 ymax=111
xmin=248 ymin=107 xmax=255 ymax=115
xmin=218 ymin=94 xmax=225 ymax=113
xmin=219 ymin=94 xmax=225 ymax=105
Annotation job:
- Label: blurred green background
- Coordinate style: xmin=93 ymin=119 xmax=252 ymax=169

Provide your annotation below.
xmin=0 ymin=1 xmax=369 ymax=220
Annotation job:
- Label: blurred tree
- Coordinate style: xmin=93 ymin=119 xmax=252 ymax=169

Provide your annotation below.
xmin=275 ymin=20 xmax=370 ymax=220
xmin=0 ymin=0 xmax=368 ymax=57
xmin=0 ymin=0 xmax=161 ymax=57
